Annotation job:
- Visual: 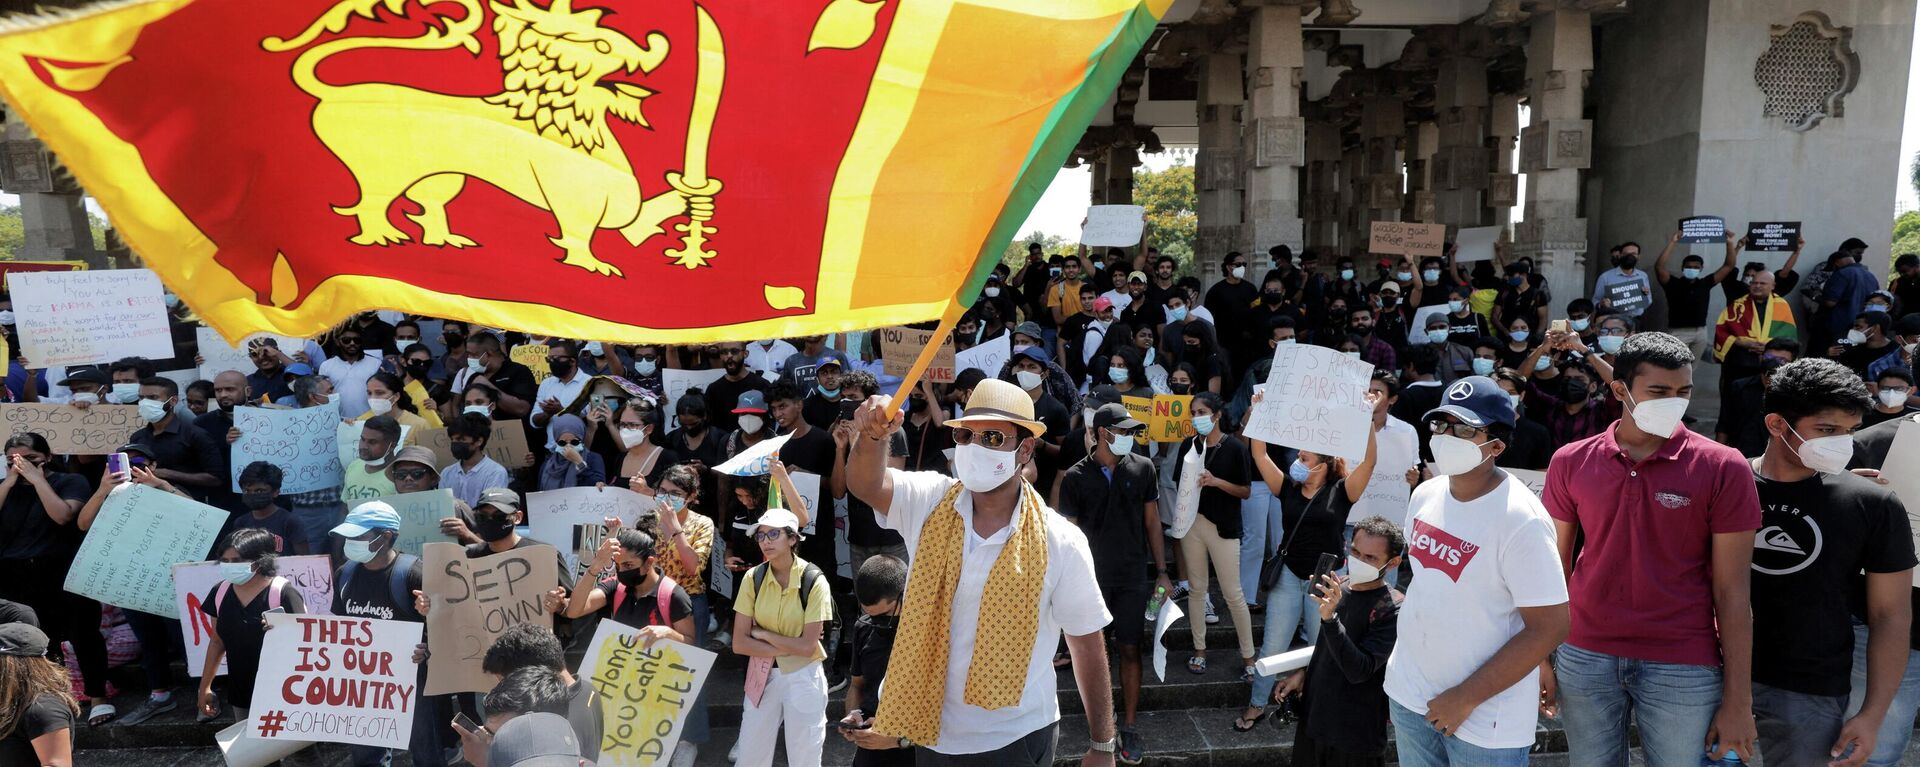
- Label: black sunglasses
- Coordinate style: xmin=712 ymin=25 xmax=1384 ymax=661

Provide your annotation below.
xmin=557 ymin=439 xmax=584 ymax=448
xmin=950 ymin=426 xmax=1021 ymax=451
xmin=390 ymin=467 xmax=431 ymax=481
xmin=1425 ymin=419 xmax=1487 ymax=440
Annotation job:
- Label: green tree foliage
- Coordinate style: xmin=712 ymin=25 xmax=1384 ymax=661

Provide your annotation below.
xmin=1000 ymin=232 xmax=1079 ymax=270
xmin=1892 ymin=210 xmax=1920 ymax=269
xmin=0 ymin=206 xmax=22 ymax=258
xmin=1134 ymin=161 xmax=1195 ymax=270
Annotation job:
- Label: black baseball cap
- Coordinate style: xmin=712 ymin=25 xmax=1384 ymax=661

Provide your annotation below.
xmin=58 ymin=368 xmax=110 ymax=388
xmin=1085 ymin=384 xmax=1123 ymax=408
xmin=1091 ymin=403 xmax=1142 ymax=431
xmin=1424 ymin=376 xmax=1517 ymax=429
xmin=0 ymin=623 xmax=48 ymax=657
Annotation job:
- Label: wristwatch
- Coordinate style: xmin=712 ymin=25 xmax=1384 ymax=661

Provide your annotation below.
xmin=1089 ymin=736 xmax=1117 ymax=754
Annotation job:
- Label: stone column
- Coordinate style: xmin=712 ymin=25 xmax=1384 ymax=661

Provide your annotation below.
xmin=1405 ymin=120 xmax=1439 ymax=223
xmin=1488 ymin=92 xmax=1522 ymax=230
xmin=1 ymin=115 xmax=101 ymax=264
xmin=1105 ymin=145 xmax=1139 ymax=206
xmin=1515 ymin=9 xmax=1594 ymax=306
xmin=1195 ymin=52 xmax=1244 ymax=284
xmin=1087 ymin=154 xmax=1110 ymax=206
xmin=1432 ymin=31 xmax=1494 ymax=229
xmin=1360 ymin=95 xmax=1404 ymax=234
xmin=1303 ymin=117 xmax=1342 ymax=251
xmin=1241 ymin=5 xmax=1305 ymax=259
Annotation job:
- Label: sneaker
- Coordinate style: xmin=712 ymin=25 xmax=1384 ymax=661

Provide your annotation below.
xmin=1117 ymin=729 xmax=1144 ymax=765
xmin=195 ymin=695 xmax=223 ymax=724
xmin=827 ymin=667 xmax=850 ymax=694
xmin=1204 ymin=595 xmax=1220 ymax=625
xmin=116 ymin=694 xmax=178 ymax=725
xmin=671 ymin=741 xmax=699 ymax=767
xmin=728 ymin=739 xmax=740 ymax=763
xmin=1170 ymin=581 xmax=1190 ymax=602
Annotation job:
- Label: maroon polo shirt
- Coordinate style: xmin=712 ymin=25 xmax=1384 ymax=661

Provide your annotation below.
xmin=1543 ymin=423 xmax=1761 ymax=665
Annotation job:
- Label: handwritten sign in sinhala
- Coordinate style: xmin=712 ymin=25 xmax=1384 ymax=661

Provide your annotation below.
xmin=248 ymin=614 xmax=423 ymax=749
xmin=1242 ymin=344 xmax=1375 ymax=462
xmin=525 ymin=486 xmax=652 ymax=579
xmin=418 ymin=419 xmax=532 ymax=472
xmin=6 ymin=268 xmax=172 ymax=368
xmin=1369 ymin=222 xmax=1445 ymax=258
xmin=66 ymin=484 xmax=228 ymax=618
xmin=422 ymin=542 xmax=559 ymax=694
xmin=580 ymin=620 xmax=717 ymax=767
xmin=0 ymin=403 xmax=142 ymax=455
xmin=230 ymin=404 xmax=344 ymax=493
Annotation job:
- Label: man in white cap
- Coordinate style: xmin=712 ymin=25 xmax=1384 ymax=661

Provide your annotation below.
xmin=846 ymin=379 xmax=1113 ymax=766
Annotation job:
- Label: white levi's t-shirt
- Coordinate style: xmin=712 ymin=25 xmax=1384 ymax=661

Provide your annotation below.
xmin=1384 ymin=471 xmax=1568 ymax=750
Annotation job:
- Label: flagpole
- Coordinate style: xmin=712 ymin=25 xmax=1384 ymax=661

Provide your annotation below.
xmin=883 ymin=297 xmax=969 ymax=420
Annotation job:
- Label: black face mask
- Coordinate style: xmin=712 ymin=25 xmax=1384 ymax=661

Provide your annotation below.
xmin=449 ymin=443 xmax=476 ymax=461
xmin=406 ymin=359 xmax=431 ymax=375
xmin=473 ymin=515 xmax=515 ymax=542
xmin=1618 ymin=256 xmax=1638 ymax=270
xmin=241 ymin=492 xmax=276 ymax=511
xmin=445 ymin=333 xmax=466 ymax=346
xmin=1170 ymin=382 xmax=1193 ymax=395
xmin=1263 ymin=291 xmax=1283 ymax=304
xmin=616 ymin=567 xmax=648 ymax=587
xmin=1564 ymin=380 xmax=1590 ymax=401
xmin=908 ymin=396 xmax=927 ymax=413
xmin=550 ymin=360 xmax=576 ymax=378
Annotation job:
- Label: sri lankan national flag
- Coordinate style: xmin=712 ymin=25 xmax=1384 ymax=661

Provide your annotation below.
xmin=0 ymin=0 xmax=1167 ymax=343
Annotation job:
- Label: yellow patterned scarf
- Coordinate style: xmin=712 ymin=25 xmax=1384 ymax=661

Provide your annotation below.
xmin=874 ymin=479 xmax=1050 ymax=746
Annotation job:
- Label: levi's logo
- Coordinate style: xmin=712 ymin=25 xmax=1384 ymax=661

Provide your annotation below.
xmin=1409 ymin=518 xmax=1480 ymax=582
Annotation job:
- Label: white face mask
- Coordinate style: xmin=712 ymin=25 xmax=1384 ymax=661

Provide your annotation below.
xmin=1014 ymin=370 xmax=1043 ymax=391
xmin=1786 ymin=424 xmax=1854 ymax=474
xmin=137 ymin=398 xmax=171 ymax=424
xmin=1428 ymin=433 xmax=1492 ymax=476
xmin=1346 ymin=556 xmax=1382 ymax=584
xmin=321 ymin=392 xmax=339 ymax=405
xmin=1846 ymin=329 xmax=1868 ymax=345
xmin=466 ymin=357 xmax=485 ymax=375
xmin=70 ymin=392 xmax=99 ymax=406
xmin=342 ymin=539 xmax=379 ymax=563
xmin=109 ymin=383 xmax=140 ymax=404
xmin=984 ymin=287 xmax=1001 ymax=298
xmin=1230 ymin=266 xmax=1247 ymax=280
xmin=1597 ymin=335 xmax=1626 ymax=355
xmin=737 ymin=414 xmax=765 ymax=434
xmin=218 ymin=562 xmax=256 ymax=585
xmin=1878 ymin=389 xmax=1909 ymax=409
xmin=620 ymin=427 xmax=650 ymax=446
xmin=0 ymin=310 xmax=13 ymax=325
xmin=368 ymin=398 xmax=394 ymax=415
xmin=954 ymin=443 xmax=1020 ymax=493
xmin=463 ymin=404 xmax=491 ymax=417
xmin=1108 ymin=433 xmax=1136 ymax=455
xmin=1626 ymin=392 xmax=1689 ymax=438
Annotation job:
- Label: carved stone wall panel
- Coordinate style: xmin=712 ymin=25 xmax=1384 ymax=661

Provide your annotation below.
xmin=1434 ymin=146 xmax=1492 ymax=190
xmin=1366 ymin=174 xmax=1404 ymax=210
xmin=1488 ymin=173 xmax=1519 ymax=207
xmin=1754 ymin=11 xmax=1859 ymax=131
xmin=1254 ymin=116 xmax=1307 ymax=168
xmin=1519 ymin=119 xmax=1591 ymax=171
xmin=1196 ymin=148 xmax=1245 ymax=191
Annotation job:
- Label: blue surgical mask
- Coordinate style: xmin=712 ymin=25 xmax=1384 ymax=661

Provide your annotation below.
xmin=1570 ymin=318 xmax=1591 ymax=332
xmin=1471 ymin=358 xmax=1496 ymax=376
xmin=659 ymin=494 xmax=687 ymax=513
xmin=1866 ymin=304 xmax=1889 ymax=313
xmin=1597 ymin=335 xmax=1625 ymax=354
xmin=1422 ymin=269 xmax=1441 ymax=283
xmin=1287 ymin=460 xmax=1312 ymax=484
xmin=635 ymin=358 xmax=659 ymax=376
xmin=1108 ymin=434 xmax=1136 ymax=456
xmin=1395 ymin=271 xmax=1413 ymax=282
xmin=1344 ymin=351 xmax=1361 ymax=360
xmin=1682 ymin=267 xmax=1702 ymax=279
xmin=1426 ymin=328 xmax=1450 ymax=345
xmin=1447 ymin=300 xmax=1466 ymax=313
xmin=1534 ymin=355 xmax=1553 ymax=372
xmin=1340 ymin=269 xmax=1355 ymax=281
xmin=818 ymin=385 xmax=842 ymax=399
xmin=1166 ymin=306 xmax=1188 ymax=323
xmin=1191 ymin=414 xmax=1215 ymax=436
xmin=1108 ymin=367 xmax=1130 ymax=384
xmin=1510 ymin=330 xmax=1530 ymax=343
xmin=218 ymin=562 xmax=255 ymax=585
xmin=1275 ymin=338 xmax=1296 ymax=346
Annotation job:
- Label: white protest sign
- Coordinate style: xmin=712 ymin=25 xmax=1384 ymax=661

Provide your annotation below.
xmin=248 ymin=613 xmax=423 ymax=749
xmin=7 ymin=268 xmax=172 ymax=367
xmin=1243 ymin=344 xmax=1374 ymax=462
xmin=526 ymin=486 xmax=653 ymax=579
xmin=175 ymin=555 xmax=335 ymax=676
xmin=1408 ymin=305 xmax=1451 ymax=346
xmin=1505 ymin=468 xmax=1548 ymax=499
xmin=231 ymin=404 xmax=344 ymax=493
xmin=579 ymin=621 xmax=718 ymax=767
xmin=217 ymin=719 xmax=311 ymax=767
xmin=786 ymin=471 xmax=823 ymax=535
xmin=1879 ymin=420 xmax=1920 ymax=587
xmin=1454 ymin=226 xmax=1500 ymax=263
xmin=662 ymin=368 xmax=726 ymax=430
xmin=1151 ymin=597 xmax=1182 ymax=682
xmin=1081 ymin=205 xmax=1147 ymax=248
xmin=713 ymin=434 xmax=790 ymax=477
xmin=1349 ymin=424 xmax=1418 ymax=526
xmin=197 ymin=327 xmax=307 ymax=382
xmin=66 ymin=485 xmax=228 ymax=618
xmin=955 ymin=332 xmax=1010 ymax=377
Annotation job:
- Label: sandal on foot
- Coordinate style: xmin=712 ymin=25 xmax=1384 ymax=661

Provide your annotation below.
xmin=87 ymin=704 xmax=117 ymax=726
xmin=1053 ymin=652 xmax=1072 ymax=669
xmin=1231 ymin=708 xmax=1269 ymax=732
xmin=1187 ymin=655 xmax=1207 ymax=675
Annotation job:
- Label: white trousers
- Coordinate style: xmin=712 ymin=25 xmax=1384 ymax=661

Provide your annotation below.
xmin=735 ymin=661 xmax=828 ymax=767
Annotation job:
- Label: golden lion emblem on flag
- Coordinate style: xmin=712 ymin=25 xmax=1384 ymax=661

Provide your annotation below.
xmin=262 ymin=0 xmax=726 ymax=276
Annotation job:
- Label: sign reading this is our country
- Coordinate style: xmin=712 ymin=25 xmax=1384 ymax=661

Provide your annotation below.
xmin=231 ymin=404 xmax=344 ymax=493
xmin=0 ymin=403 xmax=142 ymax=455
xmin=1242 ymin=344 xmax=1375 ymax=461
xmin=248 ymin=613 xmax=423 ymax=749
xmin=6 ymin=268 xmax=172 ymax=367
xmin=579 ymin=620 xmax=718 ymax=767
xmin=422 ymin=542 xmax=559 ymax=695
xmin=877 ymin=326 xmax=956 ymax=383
xmin=1678 ymin=215 xmax=1727 ymax=244
xmin=1745 ymin=221 xmax=1802 ymax=252
xmin=66 ymin=485 xmax=228 ymax=618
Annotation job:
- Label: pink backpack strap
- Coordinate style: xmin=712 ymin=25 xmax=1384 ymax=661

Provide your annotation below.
xmin=655 ymin=576 xmax=677 ymax=626
xmin=268 ymin=577 xmax=286 ymax=611
xmin=611 ymin=581 xmax=627 ymax=617
xmin=214 ymin=580 xmax=232 ymax=613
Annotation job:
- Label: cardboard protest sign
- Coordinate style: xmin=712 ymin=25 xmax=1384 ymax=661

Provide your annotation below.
xmin=526 ymin=486 xmax=653 ymax=578
xmin=1454 ymin=226 xmax=1500 ymax=262
xmin=713 ymin=434 xmax=790 ymax=477
xmin=1081 ymin=205 xmax=1147 ymax=248
xmin=364 ymin=489 xmax=461 ymax=559
xmin=175 ymin=555 xmax=335 ymax=676
xmin=1242 ymin=344 xmax=1375 ymax=462
xmin=579 ymin=621 xmax=719 ymax=767
xmin=0 ymin=403 xmax=141 ymax=454
xmin=662 ymin=368 xmax=726 ymax=430
xmin=1606 ymin=281 xmax=1649 ymax=315
xmin=231 ymin=404 xmax=344 ymax=493
xmin=1678 ymin=216 xmax=1726 ymax=244
xmin=877 ymin=326 xmax=957 ymax=383
xmin=422 ymin=542 xmax=559 ymax=694
xmin=955 ymin=332 xmax=1010 ymax=377
xmin=1369 ymin=222 xmax=1445 ymax=257
xmin=1880 ymin=420 xmax=1920 ymax=587
xmin=6 ymin=268 xmax=171 ymax=367
xmin=510 ymin=343 xmax=551 ymax=382
xmin=1745 ymin=221 xmax=1801 ymax=252
xmin=196 ymin=327 xmax=306 ymax=381
xmin=1123 ymin=395 xmax=1194 ymax=443
xmin=66 ymin=485 xmax=227 ymax=617
xmin=1349 ymin=425 xmax=1418 ymax=526
xmin=248 ymin=613 xmax=423 ymax=749
xmin=419 ymin=419 xmax=532 ymax=474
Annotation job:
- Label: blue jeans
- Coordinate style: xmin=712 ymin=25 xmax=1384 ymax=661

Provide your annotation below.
xmin=1248 ymin=571 xmax=1320 ymax=707
xmin=1553 ymin=644 xmax=1722 ymax=767
xmin=1754 ymin=682 xmax=1847 ymax=767
xmin=1389 ymin=699 xmax=1530 ymax=767
xmin=1240 ymin=483 xmax=1282 ymax=606
xmin=685 ymin=593 xmax=711 ymax=745
xmin=290 ymin=502 xmax=344 ymax=557
xmin=1847 ymin=622 xmax=1920 ymax=767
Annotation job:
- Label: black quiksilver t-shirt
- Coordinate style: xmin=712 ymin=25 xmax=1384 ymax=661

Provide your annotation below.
xmin=1750 ymin=469 xmax=1916 ymax=696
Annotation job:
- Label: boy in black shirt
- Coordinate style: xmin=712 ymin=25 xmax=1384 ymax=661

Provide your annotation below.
xmin=231 ymin=462 xmax=312 ymax=555
xmin=838 ymin=556 xmax=911 ymax=767
xmin=1748 ymin=359 xmax=1916 ymax=767
xmin=1275 ymin=516 xmax=1404 ymax=767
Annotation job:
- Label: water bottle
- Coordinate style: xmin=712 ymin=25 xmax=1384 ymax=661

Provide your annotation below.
xmin=1701 ymin=745 xmax=1742 ymax=766
xmin=1144 ymin=585 xmax=1167 ymax=620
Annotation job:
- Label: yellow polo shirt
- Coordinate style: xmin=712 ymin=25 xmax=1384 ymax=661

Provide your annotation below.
xmin=736 ymin=556 xmax=834 ymax=673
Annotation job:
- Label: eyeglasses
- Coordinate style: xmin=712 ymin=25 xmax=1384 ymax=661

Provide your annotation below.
xmin=753 ymin=530 xmax=791 ymax=542
xmin=950 ymin=426 xmax=1022 ymax=451
xmin=616 ymin=422 xmax=647 ymax=430
xmin=1103 ymin=426 xmax=1142 ymax=438
xmin=390 ymin=468 xmax=431 ymax=481
xmin=1596 ymin=327 xmax=1630 ymax=337
xmin=557 ymin=439 xmax=584 ymax=448
xmin=1425 ymin=419 xmax=1488 ymax=440
xmin=338 ymin=337 xmax=362 ymax=346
